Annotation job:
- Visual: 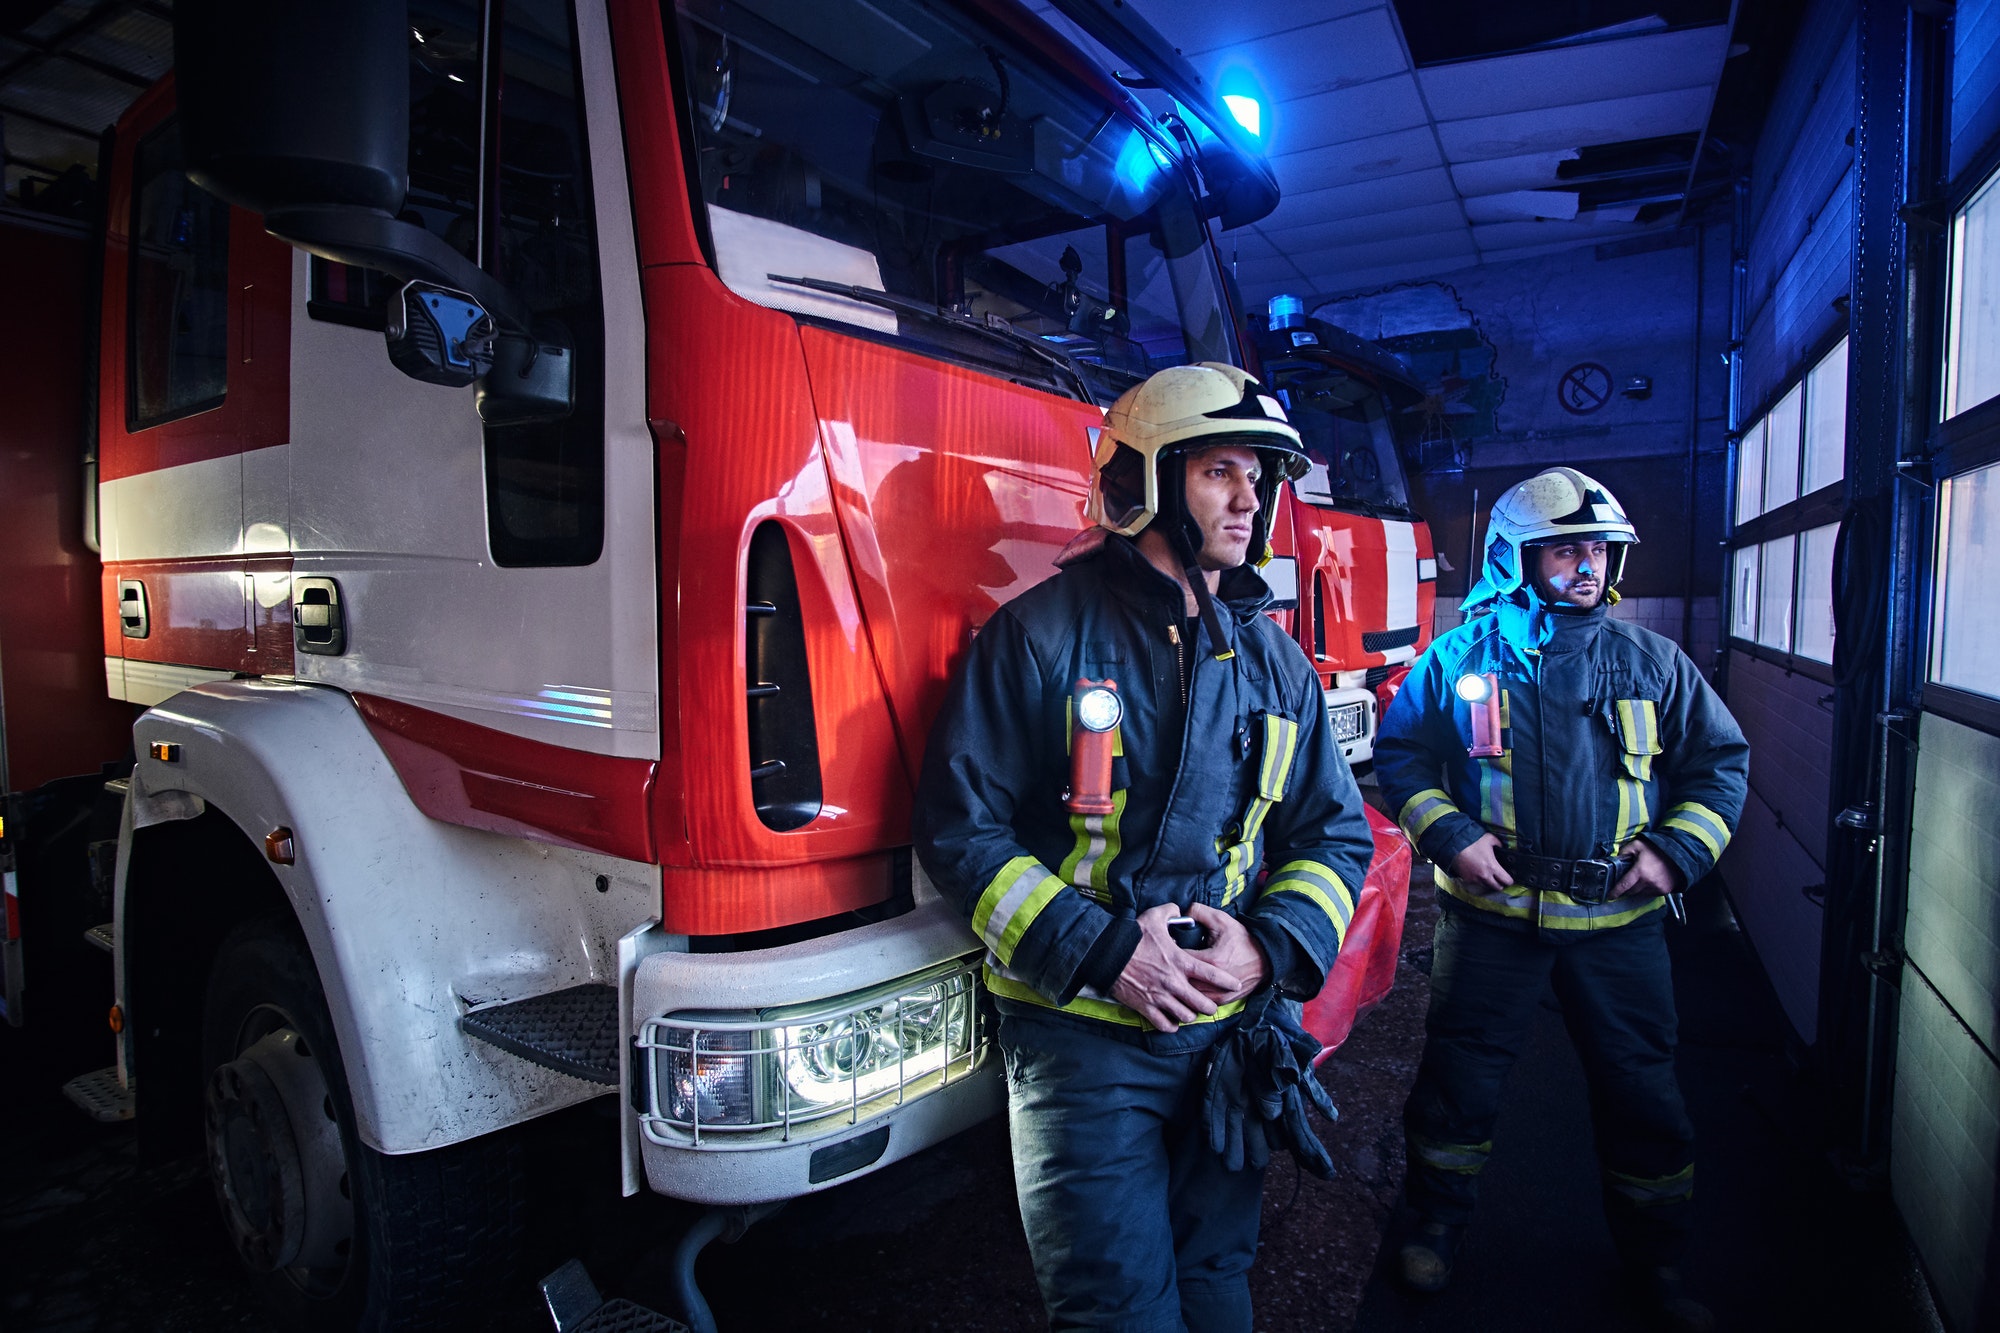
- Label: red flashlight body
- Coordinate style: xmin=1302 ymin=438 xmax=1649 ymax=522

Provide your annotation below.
xmin=1065 ymin=679 xmax=1119 ymax=815
xmin=1468 ymin=673 xmax=1505 ymax=758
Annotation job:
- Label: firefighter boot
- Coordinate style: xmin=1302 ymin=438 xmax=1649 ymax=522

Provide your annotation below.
xmin=1630 ymin=1266 xmax=1715 ymax=1333
xmin=1395 ymin=1219 xmax=1463 ymax=1295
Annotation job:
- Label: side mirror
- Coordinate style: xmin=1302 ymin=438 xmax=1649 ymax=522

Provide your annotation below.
xmin=387 ymin=282 xmax=574 ymax=423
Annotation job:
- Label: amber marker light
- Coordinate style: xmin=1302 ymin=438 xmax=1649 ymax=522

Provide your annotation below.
xmin=108 ymin=1004 xmax=124 ymax=1034
xmin=264 ymin=827 xmax=296 ymax=866
xmin=1065 ymin=680 xmax=1122 ymax=816
xmin=1460 ymin=672 xmax=1505 ymax=758
xmin=149 ymin=741 xmax=180 ymax=762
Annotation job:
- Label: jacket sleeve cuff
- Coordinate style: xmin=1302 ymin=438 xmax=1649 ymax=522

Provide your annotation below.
xmin=1246 ymin=916 xmax=1324 ymax=1000
xmin=1425 ymin=815 xmax=1489 ymax=873
xmin=1068 ymin=916 xmax=1142 ymax=1002
xmin=1637 ymin=831 xmax=1701 ymax=890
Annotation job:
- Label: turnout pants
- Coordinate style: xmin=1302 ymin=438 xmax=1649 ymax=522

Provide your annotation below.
xmin=1402 ymin=904 xmax=1695 ymax=1267
xmin=998 ymin=1007 xmax=1265 ymax=1333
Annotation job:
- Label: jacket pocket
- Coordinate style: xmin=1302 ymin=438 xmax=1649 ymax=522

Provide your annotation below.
xmin=1608 ymin=698 xmax=1662 ymax=782
xmin=1215 ymin=711 xmax=1302 ymax=905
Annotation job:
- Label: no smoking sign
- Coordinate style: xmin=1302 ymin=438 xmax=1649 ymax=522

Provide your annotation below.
xmin=1557 ymin=362 xmax=1612 ymax=415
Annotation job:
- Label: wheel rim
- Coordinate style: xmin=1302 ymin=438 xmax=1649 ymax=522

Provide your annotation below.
xmin=204 ymin=1010 xmax=356 ymax=1290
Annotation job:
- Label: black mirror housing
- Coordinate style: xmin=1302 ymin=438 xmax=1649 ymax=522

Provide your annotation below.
xmin=174 ymin=0 xmax=409 ymax=218
xmin=477 ymin=332 xmax=576 ymax=427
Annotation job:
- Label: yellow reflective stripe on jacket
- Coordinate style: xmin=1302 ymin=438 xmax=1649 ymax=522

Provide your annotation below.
xmin=972 ymin=856 xmax=1067 ymax=965
xmin=984 ymin=964 xmax=1250 ymax=1028
xmin=1434 ymin=865 xmax=1666 ymax=929
xmin=1614 ymin=698 xmax=1660 ymax=782
xmin=1216 ymin=714 xmax=1301 ymax=907
xmin=1476 ymin=749 xmax=1517 ymax=837
xmin=1614 ymin=771 xmax=1652 ymax=844
xmin=1058 ymin=789 xmax=1127 ymax=902
xmin=1262 ymin=859 xmax=1356 ymax=946
xmin=1398 ymin=788 xmax=1458 ymax=843
xmin=1662 ymin=801 xmax=1730 ymax=860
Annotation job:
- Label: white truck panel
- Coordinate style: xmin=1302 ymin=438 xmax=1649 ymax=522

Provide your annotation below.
xmin=123 ymin=679 xmax=661 ymax=1154
xmin=284 ymin=0 xmax=659 ymax=762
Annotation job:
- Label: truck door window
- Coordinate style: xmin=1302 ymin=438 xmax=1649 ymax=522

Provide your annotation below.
xmin=317 ymin=0 xmax=606 ymax=567
xmin=669 ymin=0 xmax=1235 ymax=404
xmin=128 ymin=121 xmax=229 ymax=429
xmin=1291 ymin=394 xmax=1414 ymax=513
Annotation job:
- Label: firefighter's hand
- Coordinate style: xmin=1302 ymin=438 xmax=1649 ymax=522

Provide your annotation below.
xmin=1450 ymin=834 xmax=1512 ymax=892
xmin=1113 ymin=904 xmax=1242 ymax=1033
xmin=1612 ymin=839 xmax=1683 ymax=898
xmin=1186 ymin=903 xmax=1268 ymax=1004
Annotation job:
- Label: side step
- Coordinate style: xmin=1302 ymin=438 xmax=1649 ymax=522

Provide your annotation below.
xmin=84 ymin=922 xmax=115 ymax=953
xmin=62 ymin=1067 xmax=135 ymax=1122
xmin=459 ymin=984 xmax=618 ymax=1085
xmin=541 ymin=1259 xmax=690 ymax=1333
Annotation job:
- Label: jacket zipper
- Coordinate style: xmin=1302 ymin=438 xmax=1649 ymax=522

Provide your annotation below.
xmin=1168 ymin=621 xmax=1186 ymax=708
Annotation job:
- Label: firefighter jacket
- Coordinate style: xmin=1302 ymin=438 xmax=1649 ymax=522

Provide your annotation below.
xmin=1375 ymin=594 xmax=1749 ymax=933
xmin=913 ymin=532 xmax=1376 ymax=1031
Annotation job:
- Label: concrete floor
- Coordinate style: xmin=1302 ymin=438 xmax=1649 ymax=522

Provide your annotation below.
xmin=0 ymin=853 xmax=1952 ymax=1332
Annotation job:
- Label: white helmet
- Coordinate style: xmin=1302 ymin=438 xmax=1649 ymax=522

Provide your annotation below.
xmin=1463 ymin=466 xmax=1640 ymax=608
xmin=1087 ymin=362 xmax=1309 ymax=565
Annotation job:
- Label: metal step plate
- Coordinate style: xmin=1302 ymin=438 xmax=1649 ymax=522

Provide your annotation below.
xmin=572 ymin=1299 xmax=690 ymax=1333
xmin=460 ymin=984 xmax=619 ymax=1085
xmin=84 ymin=923 xmax=115 ymax=953
xmin=62 ymin=1067 xmax=135 ymax=1122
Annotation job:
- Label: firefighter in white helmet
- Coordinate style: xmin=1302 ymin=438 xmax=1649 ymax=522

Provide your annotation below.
xmin=915 ymin=363 xmax=1374 ymax=1330
xmin=1374 ymin=467 xmax=1749 ymax=1333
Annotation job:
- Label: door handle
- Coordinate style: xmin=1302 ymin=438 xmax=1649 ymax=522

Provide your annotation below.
xmin=117 ymin=579 xmax=149 ymax=639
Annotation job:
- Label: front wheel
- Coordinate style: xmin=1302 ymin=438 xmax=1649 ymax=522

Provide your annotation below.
xmin=201 ymin=919 xmax=526 ymax=1330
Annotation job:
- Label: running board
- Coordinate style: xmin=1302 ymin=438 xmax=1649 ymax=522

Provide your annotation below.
xmin=62 ymin=1066 xmax=135 ymax=1122
xmin=541 ymin=1259 xmax=690 ymax=1333
xmin=459 ymin=984 xmax=619 ymax=1085
xmin=84 ymin=922 xmax=115 ymax=953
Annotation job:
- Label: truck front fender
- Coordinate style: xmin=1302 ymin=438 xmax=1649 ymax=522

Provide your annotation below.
xmin=121 ymin=680 xmax=660 ymax=1153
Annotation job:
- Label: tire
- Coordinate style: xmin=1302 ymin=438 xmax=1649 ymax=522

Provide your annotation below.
xmin=200 ymin=918 xmax=527 ymax=1331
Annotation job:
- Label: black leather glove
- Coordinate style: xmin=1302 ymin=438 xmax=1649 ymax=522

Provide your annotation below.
xmin=1205 ymin=992 xmax=1340 ymax=1179
xmin=1202 ymin=1012 xmax=1270 ymax=1172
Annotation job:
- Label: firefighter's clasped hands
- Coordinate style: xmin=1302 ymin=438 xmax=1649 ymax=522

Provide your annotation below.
xmin=1113 ymin=902 xmax=1270 ymax=1033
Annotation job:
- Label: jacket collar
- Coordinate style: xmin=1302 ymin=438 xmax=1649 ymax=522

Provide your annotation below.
xmin=1062 ymin=530 xmax=1276 ymax=632
xmin=1493 ymin=589 xmax=1607 ymax=656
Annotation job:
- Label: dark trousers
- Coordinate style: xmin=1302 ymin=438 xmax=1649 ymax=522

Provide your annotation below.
xmin=1402 ymin=905 xmax=1696 ymax=1267
xmin=998 ymin=1008 xmax=1265 ymax=1333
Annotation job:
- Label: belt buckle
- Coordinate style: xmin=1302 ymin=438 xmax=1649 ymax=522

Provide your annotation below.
xmin=1569 ymin=858 xmax=1616 ymax=905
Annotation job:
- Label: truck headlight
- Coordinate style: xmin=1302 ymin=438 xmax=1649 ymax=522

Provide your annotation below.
xmin=640 ymin=958 xmax=986 ymax=1143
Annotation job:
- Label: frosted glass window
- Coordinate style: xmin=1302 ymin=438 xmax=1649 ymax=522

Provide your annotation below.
xmin=1735 ymin=417 xmax=1766 ymax=523
xmin=1945 ymin=170 xmax=2000 ymax=418
xmin=1758 ymin=537 xmax=1795 ymax=651
xmin=1803 ymin=338 xmax=1848 ymax=495
xmin=1764 ymin=383 xmax=1803 ymax=511
xmin=1933 ymin=461 xmax=2000 ymax=696
xmin=1795 ymin=522 xmax=1839 ymax=664
xmin=1731 ymin=545 xmax=1761 ymax=640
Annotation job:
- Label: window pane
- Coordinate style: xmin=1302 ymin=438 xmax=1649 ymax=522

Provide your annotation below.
xmin=1758 ymin=536 xmax=1795 ymax=651
xmin=1731 ymin=545 xmax=1760 ymax=641
xmin=1803 ymin=338 xmax=1847 ymax=494
xmin=1735 ymin=416 xmax=1765 ymax=523
xmin=1764 ymin=382 xmax=1803 ymax=511
xmin=129 ymin=121 xmax=230 ymax=428
xmin=1795 ymin=522 xmax=1839 ymax=663
xmin=1934 ymin=461 xmax=2000 ymax=696
xmin=1946 ymin=171 xmax=2000 ymax=418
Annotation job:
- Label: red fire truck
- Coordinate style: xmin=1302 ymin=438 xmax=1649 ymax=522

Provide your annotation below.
xmin=1 ymin=0 xmax=1416 ymax=1324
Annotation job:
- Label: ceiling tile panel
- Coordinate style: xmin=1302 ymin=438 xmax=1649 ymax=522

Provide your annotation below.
xmin=1262 ymin=128 xmax=1445 ymax=198
xmin=1256 ymin=199 xmax=1466 ymax=251
xmin=1282 ymin=229 xmax=1479 ymax=274
xmin=1206 ymin=9 xmax=1411 ymax=108
xmin=1469 ymin=215 xmax=1664 ymax=251
xmin=1416 ymin=25 xmax=1732 ymax=120
xmin=1235 ymin=254 xmax=1315 ymax=291
xmin=1450 ymin=150 xmax=1583 ymax=198
xmin=1269 ymin=74 xmax=1430 ymax=154
xmin=1261 ymin=165 xmax=1458 ymax=225
xmin=1436 ymin=87 xmax=1715 ymax=164
xmin=1131 ymin=0 xmax=1386 ymax=59
xmin=1241 ymin=253 xmax=1479 ymax=306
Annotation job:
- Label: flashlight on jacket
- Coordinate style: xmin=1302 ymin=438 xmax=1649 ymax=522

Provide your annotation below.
xmin=1065 ymin=680 xmax=1122 ymax=816
xmin=1456 ymin=672 xmax=1505 ymax=758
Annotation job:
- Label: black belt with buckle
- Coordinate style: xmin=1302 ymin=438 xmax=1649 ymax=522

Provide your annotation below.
xmin=1495 ymin=849 xmax=1634 ymax=905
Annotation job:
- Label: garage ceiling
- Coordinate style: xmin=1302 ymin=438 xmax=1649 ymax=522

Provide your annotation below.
xmin=2 ymin=1 xmax=1742 ymax=311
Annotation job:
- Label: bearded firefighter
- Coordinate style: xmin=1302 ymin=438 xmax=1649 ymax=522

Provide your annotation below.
xmin=914 ymin=363 xmax=1374 ymax=1331
xmin=1375 ymin=467 xmax=1749 ymax=1333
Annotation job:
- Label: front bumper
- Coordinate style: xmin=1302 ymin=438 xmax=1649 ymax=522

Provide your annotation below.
xmin=626 ymin=883 xmax=1003 ymax=1204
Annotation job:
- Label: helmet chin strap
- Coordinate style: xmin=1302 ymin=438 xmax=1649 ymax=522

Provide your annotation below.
xmin=1172 ymin=527 xmax=1236 ymax=663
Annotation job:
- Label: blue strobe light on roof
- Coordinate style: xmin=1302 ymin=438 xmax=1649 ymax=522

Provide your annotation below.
xmin=1221 ymin=93 xmax=1262 ymax=140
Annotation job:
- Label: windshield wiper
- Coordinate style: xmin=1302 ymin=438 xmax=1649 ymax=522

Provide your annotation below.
xmin=768 ymin=274 xmax=1093 ymax=402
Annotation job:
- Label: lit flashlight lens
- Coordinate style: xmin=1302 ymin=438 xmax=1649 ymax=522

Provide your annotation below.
xmin=1076 ymin=687 xmax=1122 ymax=732
xmin=1455 ymin=673 xmax=1493 ymax=703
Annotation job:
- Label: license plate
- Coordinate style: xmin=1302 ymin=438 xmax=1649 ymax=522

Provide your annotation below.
xmin=1329 ymin=701 xmax=1367 ymax=743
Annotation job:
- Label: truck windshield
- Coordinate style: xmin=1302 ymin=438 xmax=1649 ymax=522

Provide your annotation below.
xmin=1289 ymin=392 xmax=1413 ymax=513
xmin=671 ymin=0 xmax=1236 ymax=404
